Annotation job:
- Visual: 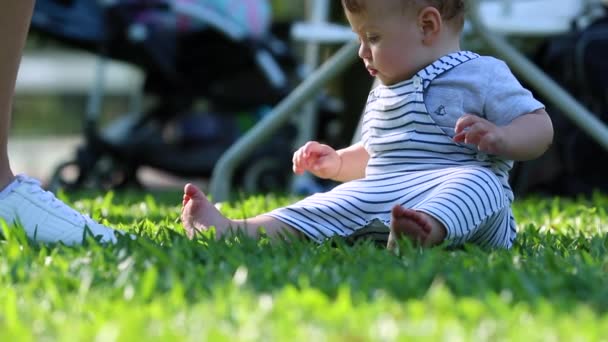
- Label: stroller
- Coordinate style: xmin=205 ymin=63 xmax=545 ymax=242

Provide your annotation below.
xmin=31 ymin=0 xmax=300 ymax=192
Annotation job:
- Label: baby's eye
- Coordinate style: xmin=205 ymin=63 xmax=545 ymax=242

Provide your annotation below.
xmin=366 ymin=35 xmax=380 ymax=43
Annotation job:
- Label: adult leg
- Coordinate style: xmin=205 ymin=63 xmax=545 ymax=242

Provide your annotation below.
xmin=0 ymin=0 xmax=121 ymax=245
xmin=0 ymin=0 xmax=33 ymax=188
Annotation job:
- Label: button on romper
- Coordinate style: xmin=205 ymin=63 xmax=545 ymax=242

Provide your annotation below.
xmin=268 ymin=52 xmax=517 ymax=248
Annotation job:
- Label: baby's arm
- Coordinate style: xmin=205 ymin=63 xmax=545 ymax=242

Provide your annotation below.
xmin=454 ymin=108 xmax=553 ymax=161
xmin=293 ymin=141 xmax=369 ymax=182
xmin=334 ymin=142 xmax=369 ymax=181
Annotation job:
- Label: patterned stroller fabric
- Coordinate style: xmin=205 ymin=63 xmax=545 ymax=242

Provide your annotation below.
xmin=128 ymin=0 xmax=272 ymax=38
xmin=32 ymin=0 xmax=272 ymax=42
xmin=177 ymin=0 xmax=271 ymax=37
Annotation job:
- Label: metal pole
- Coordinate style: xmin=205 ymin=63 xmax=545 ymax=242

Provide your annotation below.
xmin=209 ymin=40 xmax=359 ymax=202
xmin=289 ymin=0 xmax=330 ymax=194
xmin=468 ymin=0 xmax=608 ymax=151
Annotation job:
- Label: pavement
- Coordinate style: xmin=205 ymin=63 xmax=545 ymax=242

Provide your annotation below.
xmin=12 ymin=53 xmax=196 ymax=190
xmin=7 ymin=135 xmax=207 ymax=191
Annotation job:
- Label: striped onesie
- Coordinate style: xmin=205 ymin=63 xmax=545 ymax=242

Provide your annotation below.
xmin=268 ymin=51 xmax=537 ymax=248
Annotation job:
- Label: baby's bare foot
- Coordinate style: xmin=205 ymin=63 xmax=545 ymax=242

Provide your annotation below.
xmin=181 ymin=183 xmax=229 ymax=239
xmin=387 ymin=205 xmax=434 ymax=249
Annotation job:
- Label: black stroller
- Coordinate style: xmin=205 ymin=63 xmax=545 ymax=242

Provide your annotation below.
xmin=31 ymin=0 xmax=299 ymax=192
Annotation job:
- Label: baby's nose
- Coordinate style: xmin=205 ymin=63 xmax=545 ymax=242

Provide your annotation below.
xmin=358 ymin=42 xmax=371 ymax=59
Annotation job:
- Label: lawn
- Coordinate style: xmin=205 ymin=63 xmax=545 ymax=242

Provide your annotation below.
xmin=1 ymin=190 xmax=607 ymax=341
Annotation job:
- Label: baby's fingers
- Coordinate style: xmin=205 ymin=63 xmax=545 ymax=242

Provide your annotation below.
xmin=310 ymin=155 xmax=339 ymax=178
xmin=454 ymin=114 xmax=481 ymax=134
xmin=454 ymin=123 xmax=486 ymax=145
xmin=293 ymin=161 xmax=305 ymax=175
xmin=292 ymin=148 xmax=309 ymax=174
xmin=293 ymin=142 xmax=325 ymax=174
xmin=301 ymin=141 xmax=326 ymax=157
xmin=453 ymin=131 xmax=466 ymax=143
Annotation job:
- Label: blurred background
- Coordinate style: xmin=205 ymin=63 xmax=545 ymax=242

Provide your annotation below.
xmin=10 ymin=0 xmax=608 ymax=197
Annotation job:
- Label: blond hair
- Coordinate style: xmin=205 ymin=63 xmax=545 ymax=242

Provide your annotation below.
xmin=341 ymin=0 xmax=466 ymax=30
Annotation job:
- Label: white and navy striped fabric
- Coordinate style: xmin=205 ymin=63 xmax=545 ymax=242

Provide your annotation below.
xmin=268 ymin=51 xmax=517 ymax=248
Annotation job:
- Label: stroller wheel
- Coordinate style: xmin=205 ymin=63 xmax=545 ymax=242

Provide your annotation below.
xmin=49 ymin=156 xmax=142 ymax=192
xmin=240 ymin=156 xmax=289 ymax=194
xmin=48 ymin=160 xmax=84 ymax=192
xmin=89 ymin=156 xmax=142 ymax=191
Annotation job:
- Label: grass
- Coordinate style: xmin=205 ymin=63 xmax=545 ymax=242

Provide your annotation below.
xmin=1 ymin=190 xmax=608 ymax=341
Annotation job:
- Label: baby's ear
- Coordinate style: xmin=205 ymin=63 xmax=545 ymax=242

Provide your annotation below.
xmin=418 ymin=6 xmax=442 ymax=43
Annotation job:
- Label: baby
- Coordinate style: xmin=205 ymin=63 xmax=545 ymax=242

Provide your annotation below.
xmin=181 ymin=0 xmax=553 ymax=249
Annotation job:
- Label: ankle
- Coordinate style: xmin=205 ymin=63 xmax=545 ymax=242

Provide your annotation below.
xmin=420 ymin=212 xmax=447 ymax=246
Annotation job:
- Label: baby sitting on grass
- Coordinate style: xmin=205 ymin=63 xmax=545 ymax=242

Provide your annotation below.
xmin=181 ymin=0 xmax=553 ymax=249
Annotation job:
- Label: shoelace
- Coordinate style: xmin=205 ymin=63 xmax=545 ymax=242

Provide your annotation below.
xmin=20 ymin=176 xmax=92 ymax=227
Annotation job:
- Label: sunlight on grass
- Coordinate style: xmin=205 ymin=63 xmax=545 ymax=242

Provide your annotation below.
xmin=1 ymin=190 xmax=607 ymax=340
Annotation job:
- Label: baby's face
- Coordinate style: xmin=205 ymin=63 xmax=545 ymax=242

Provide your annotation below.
xmin=346 ymin=0 xmax=433 ymax=85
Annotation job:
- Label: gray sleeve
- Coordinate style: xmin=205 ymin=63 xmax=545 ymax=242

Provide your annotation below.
xmin=483 ymin=60 xmax=545 ymax=126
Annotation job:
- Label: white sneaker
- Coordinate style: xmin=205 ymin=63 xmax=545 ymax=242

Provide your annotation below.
xmin=0 ymin=174 xmax=119 ymax=245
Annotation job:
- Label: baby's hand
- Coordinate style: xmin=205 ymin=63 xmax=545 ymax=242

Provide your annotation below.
xmin=454 ymin=114 xmax=506 ymax=155
xmin=292 ymin=141 xmax=342 ymax=179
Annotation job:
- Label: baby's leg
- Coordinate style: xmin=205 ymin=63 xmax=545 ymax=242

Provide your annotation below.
xmin=181 ymin=183 xmax=302 ymax=240
xmin=387 ymin=205 xmax=447 ymax=249
xmin=392 ymin=166 xmax=511 ymax=248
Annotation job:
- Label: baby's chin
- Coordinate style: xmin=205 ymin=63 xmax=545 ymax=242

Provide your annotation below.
xmin=378 ymin=77 xmax=405 ymax=86
xmin=377 ymin=72 xmax=416 ymax=86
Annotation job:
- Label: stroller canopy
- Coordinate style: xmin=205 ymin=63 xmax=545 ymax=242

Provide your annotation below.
xmin=173 ymin=0 xmax=272 ymax=39
xmin=32 ymin=0 xmax=272 ymax=45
